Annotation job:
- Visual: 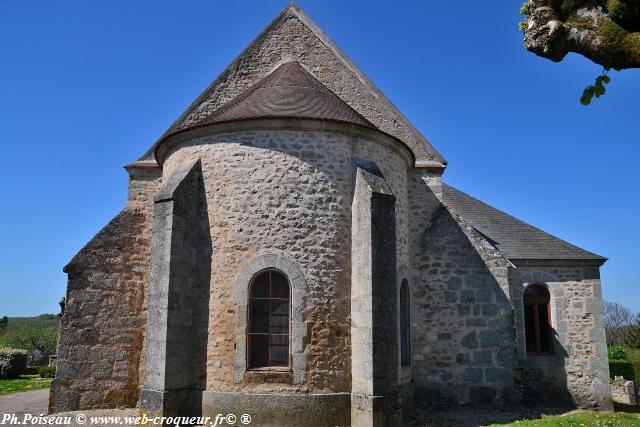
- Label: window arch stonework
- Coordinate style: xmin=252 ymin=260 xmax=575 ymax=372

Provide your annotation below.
xmin=233 ymin=253 xmax=307 ymax=384
xmin=513 ymin=273 xmax=562 ymax=359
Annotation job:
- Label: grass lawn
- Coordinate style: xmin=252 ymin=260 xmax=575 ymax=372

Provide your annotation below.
xmin=488 ymin=404 xmax=640 ymax=426
xmin=0 ymin=375 xmax=52 ymax=395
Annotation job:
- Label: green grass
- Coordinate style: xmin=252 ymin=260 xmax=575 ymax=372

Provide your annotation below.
xmin=0 ymin=376 xmax=52 ymax=395
xmin=488 ymin=411 xmax=640 ymax=426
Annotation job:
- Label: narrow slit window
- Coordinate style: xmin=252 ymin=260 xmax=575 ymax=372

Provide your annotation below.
xmin=248 ymin=270 xmax=291 ymax=369
xmin=400 ymin=280 xmax=411 ymax=367
xmin=524 ymin=284 xmax=552 ymax=354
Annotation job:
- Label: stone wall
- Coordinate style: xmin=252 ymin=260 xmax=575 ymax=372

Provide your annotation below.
xmin=124 ymin=166 xmax=162 ymax=393
xmin=50 ymin=209 xmax=148 ymax=412
xmin=50 ymin=167 xmax=161 ymax=412
xmin=126 ymin=165 xmax=163 ymax=210
xmin=510 ymin=266 xmax=612 ymax=410
xmin=52 ymin=121 xmax=611 ymax=417
xmin=408 ymin=175 xmax=519 ymax=406
xmin=160 ymin=124 xmax=411 ymax=395
xmin=351 ymin=165 xmax=400 ymax=426
xmin=611 ymin=379 xmax=638 ymax=405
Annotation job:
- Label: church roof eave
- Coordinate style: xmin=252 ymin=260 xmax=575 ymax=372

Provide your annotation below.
xmin=152 ymin=116 xmax=418 ymax=167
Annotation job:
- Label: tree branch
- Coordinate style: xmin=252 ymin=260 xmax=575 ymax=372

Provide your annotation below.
xmin=523 ymin=0 xmax=640 ymax=69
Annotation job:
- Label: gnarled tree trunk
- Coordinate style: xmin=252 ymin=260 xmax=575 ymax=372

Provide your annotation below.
xmin=523 ymin=0 xmax=640 ymax=69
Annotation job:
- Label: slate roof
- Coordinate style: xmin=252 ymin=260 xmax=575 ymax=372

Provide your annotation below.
xmin=200 ymin=61 xmax=374 ymax=128
xmin=442 ymin=184 xmax=606 ymax=263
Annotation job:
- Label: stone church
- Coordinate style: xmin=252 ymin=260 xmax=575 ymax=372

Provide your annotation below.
xmin=50 ymin=4 xmax=612 ymax=426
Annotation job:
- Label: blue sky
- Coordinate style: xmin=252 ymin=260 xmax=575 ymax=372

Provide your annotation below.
xmin=0 ymin=1 xmax=638 ymax=316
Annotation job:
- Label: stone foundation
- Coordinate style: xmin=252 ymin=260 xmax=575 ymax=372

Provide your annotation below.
xmin=202 ymin=391 xmax=351 ymax=427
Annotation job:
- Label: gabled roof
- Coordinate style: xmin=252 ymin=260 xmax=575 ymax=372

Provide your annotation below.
xmin=135 ymin=3 xmax=445 ymax=167
xmin=201 ymin=61 xmax=374 ymax=128
xmin=442 ymin=184 xmax=606 ymax=264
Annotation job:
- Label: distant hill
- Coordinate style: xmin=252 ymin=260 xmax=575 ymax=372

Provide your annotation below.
xmin=0 ymin=314 xmax=59 ymax=357
xmin=1 ymin=314 xmax=59 ymax=333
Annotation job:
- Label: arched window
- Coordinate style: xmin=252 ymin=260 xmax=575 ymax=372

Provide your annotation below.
xmin=400 ymin=280 xmax=411 ymax=367
xmin=248 ymin=270 xmax=290 ymax=369
xmin=524 ymin=284 xmax=552 ymax=354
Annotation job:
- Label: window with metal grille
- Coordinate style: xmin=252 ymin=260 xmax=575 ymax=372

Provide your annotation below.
xmin=400 ymin=280 xmax=411 ymax=367
xmin=248 ymin=270 xmax=290 ymax=369
xmin=524 ymin=284 xmax=553 ymax=354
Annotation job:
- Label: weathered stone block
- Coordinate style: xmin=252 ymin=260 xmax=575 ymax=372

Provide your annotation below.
xmin=460 ymin=289 xmax=476 ymax=304
xmin=461 ymin=332 xmax=478 ymax=349
xmin=485 ymin=368 xmax=510 ymax=383
xmin=463 ymin=368 xmax=483 ymax=383
xmin=479 ymin=330 xmax=500 ymax=349
xmin=466 ymin=318 xmax=486 ymax=327
xmin=457 ymin=304 xmax=471 ymax=317
xmin=447 ymin=277 xmax=462 ymax=290
xmin=473 ymin=350 xmax=492 ymax=364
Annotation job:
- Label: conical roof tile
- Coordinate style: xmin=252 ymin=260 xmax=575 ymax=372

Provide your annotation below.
xmin=201 ymin=61 xmax=374 ymax=128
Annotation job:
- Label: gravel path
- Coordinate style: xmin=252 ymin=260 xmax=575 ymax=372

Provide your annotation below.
xmin=0 ymin=389 xmax=49 ymax=417
xmin=0 ymin=390 xmax=137 ymax=426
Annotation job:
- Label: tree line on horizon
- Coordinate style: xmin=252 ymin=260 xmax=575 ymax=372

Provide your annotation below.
xmin=605 ymin=301 xmax=640 ymax=348
xmin=0 ymin=314 xmax=59 ymax=366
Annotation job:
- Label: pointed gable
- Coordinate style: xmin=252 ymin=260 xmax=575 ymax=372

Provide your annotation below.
xmin=139 ymin=4 xmax=445 ymax=167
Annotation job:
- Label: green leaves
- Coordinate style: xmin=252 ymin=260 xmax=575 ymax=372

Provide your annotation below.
xmin=580 ymin=72 xmax=611 ymax=105
xmin=518 ymin=2 xmax=530 ymax=31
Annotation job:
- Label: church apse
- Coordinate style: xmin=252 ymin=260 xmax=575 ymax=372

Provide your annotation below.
xmin=51 ymin=3 xmax=611 ymax=425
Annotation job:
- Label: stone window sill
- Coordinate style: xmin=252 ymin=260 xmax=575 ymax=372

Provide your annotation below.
xmin=247 ymin=366 xmax=291 ymax=372
xmin=245 ymin=368 xmax=293 ymax=384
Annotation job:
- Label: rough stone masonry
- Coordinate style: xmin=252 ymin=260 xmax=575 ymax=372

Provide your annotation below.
xmin=49 ymin=4 xmax=612 ymax=426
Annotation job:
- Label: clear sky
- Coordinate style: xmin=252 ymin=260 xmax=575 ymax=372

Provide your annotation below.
xmin=0 ymin=1 xmax=638 ymax=317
